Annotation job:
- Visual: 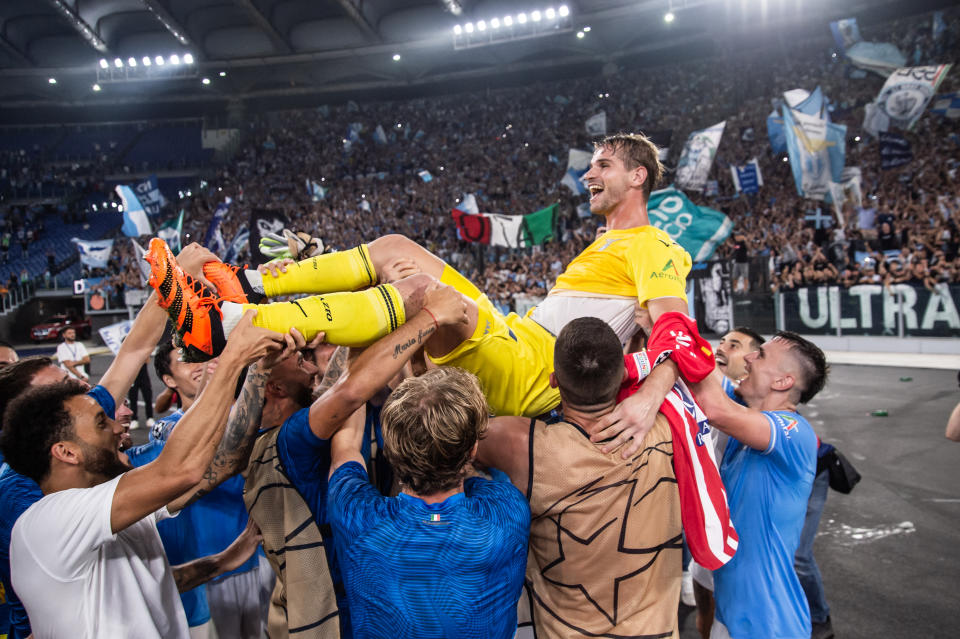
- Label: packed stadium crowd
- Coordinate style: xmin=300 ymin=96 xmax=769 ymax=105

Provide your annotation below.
xmin=0 ymin=6 xmax=957 ymax=639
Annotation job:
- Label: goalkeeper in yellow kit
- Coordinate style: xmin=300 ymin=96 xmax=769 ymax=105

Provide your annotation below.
xmin=147 ymin=133 xmax=695 ymax=457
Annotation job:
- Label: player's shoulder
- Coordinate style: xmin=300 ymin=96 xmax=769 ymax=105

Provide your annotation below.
xmin=763 ymin=410 xmax=816 ymax=445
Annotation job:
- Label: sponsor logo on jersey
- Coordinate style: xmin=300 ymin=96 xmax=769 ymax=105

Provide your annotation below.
xmin=649 ymin=258 xmax=683 ymax=282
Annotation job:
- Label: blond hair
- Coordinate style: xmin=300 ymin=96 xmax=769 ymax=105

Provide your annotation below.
xmin=381 ymin=367 xmax=489 ymax=496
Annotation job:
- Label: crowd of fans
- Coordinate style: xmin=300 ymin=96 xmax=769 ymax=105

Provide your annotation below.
xmin=2 ymin=7 xmax=959 ymax=311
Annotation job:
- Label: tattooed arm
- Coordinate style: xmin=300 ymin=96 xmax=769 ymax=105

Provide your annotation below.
xmin=308 ymin=283 xmax=468 ymax=440
xmin=173 ymin=519 xmax=262 ymax=592
xmin=166 ymin=329 xmax=306 ymax=513
xmin=313 ymin=346 xmax=349 ymax=399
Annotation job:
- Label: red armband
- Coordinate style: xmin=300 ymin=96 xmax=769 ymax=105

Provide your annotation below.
xmin=646 ymin=311 xmax=716 ymax=383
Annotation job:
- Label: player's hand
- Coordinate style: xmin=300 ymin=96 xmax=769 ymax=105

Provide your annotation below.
xmin=258 ymin=258 xmax=296 ymax=279
xmin=262 ymin=328 xmax=307 ymax=369
xmin=219 ymin=519 xmax=264 ymax=573
xmin=423 ymin=283 xmax=469 ymax=327
xmin=379 ymin=257 xmax=422 ymax=284
xmin=221 ymin=310 xmax=285 ymax=366
xmin=176 ymin=243 xmax=221 ymax=292
xmin=588 ymin=386 xmax=659 ymax=458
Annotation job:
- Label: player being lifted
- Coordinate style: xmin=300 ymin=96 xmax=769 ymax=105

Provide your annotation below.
xmin=147 ymin=133 xmax=705 ymax=456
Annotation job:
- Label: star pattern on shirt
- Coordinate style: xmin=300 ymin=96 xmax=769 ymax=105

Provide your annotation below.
xmin=534 ymin=440 xmax=681 ymax=626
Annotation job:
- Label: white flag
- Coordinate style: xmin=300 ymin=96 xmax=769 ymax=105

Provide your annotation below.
xmin=459 ymin=193 xmax=479 ymax=215
xmin=585 ymin=112 xmax=607 ymax=137
xmin=72 ymin=238 xmax=114 ymax=269
xmin=874 ymin=64 xmax=952 ymax=130
xmin=98 ymin=320 xmax=134 ymax=356
xmin=487 ymin=214 xmax=525 ymax=248
xmin=560 ymin=148 xmax=593 ymax=195
xmin=676 ymin=121 xmax=726 ymax=192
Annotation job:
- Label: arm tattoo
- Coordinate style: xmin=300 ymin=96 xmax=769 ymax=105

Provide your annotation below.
xmin=392 ymin=324 xmax=435 ymax=360
xmin=180 ymin=363 xmax=268 ymax=508
xmin=315 ymin=346 xmax=349 ymax=397
xmin=172 ymin=557 xmax=221 ymax=593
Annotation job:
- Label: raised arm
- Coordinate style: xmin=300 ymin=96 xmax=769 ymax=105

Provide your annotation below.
xmin=110 ymin=312 xmax=282 ymax=533
xmin=946 ymin=400 xmax=960 ymax=442
xmin=99 ymin=244 xmax=220 ymax=405
xmin=328 ymin=403 xmax=367 ymax=476
xmin=688 ymin=369 xmax=772 ymax=451
xmin=308 ymin=283 xmax=468 ymax=440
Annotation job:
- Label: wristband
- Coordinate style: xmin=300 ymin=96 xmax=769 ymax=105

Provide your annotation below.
xmin=422 ymin=307 xmax=439 ymax=331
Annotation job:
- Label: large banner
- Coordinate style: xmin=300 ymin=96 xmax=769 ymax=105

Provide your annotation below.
xmin=780 ymin=284 xmax=960 ymax=337
xmin=647 ymin=187 xmax=733 ymax=262
xmin=691 ymin=260 xmax=733 ymax=335
xmin=830 ymin=18 xmax=862 ymax=53
xmin=878 ymin=132 xmax=913 ymax=170
xmin=874 ymin=64 xmax=952 ymax=130
xmin=730 ymin=159 xmax=763 ymax=194
xmin=676 ymin=121 xmax=725 ymax=192
xmin=782 ymin=106 xmax=846 ymax=201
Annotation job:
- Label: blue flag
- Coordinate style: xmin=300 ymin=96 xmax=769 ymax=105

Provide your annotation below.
xmin=133 ymin=175 xmax=164 ymax=216
xmin=731 ymin=159 xmax=763 ymax=194
xmin=782 ymin=106 xmax=846 ymax=201
xmin=204 ymin=198 xmax=232 ymax=250
xmin=115 ymin=185 xmax=153 ymax=237
xmin=767 ymin=110 xmax=786 ymax=154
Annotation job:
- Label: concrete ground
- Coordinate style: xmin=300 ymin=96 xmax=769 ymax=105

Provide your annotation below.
xmin=680 ymin=363 xmax=960 ymax=638
xmin=20 ymin=344 xmax=960 ymax=637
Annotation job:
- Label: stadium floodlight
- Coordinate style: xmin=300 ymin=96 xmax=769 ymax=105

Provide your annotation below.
xmin=546 ymin=8 xmax=556 ymax=20
xmin=531 ymin=10 xmax=542 ymax=21
xmin=577 ymin=31 xmax=584 ymax=38
xmin=92 ymin=83 xmax=101 ymax=91
xmin=583 ymin=26 xmax=591 ymax=32
xmin=454 ymin=24 xmax=462 ymax=35
xmin=477 ymin=20 xmax=486 ymax=31
xmin=392 ymin=53 xmax=401 ymax=61
xmin=517 ymin=13 xmax=527 ymax=24
xmin=503 ymin=15 xmax=513 ymax=26
xmin=48 ymin=77 xmax=57 ymax=84
xmin=559 ymin=5 xmax=569 ymax=17
xmin=142 ymin=56 xmax=151 ymax=66
xmin=854 ymin=136 xmax=861 ymax=142
xmin=183 ymin=53 xmax=194 ymax=65
xmin=464 ymin=22 xmax=474 ymax=33
xmin=99 ymin=59 xmax=108 ymax=69
xmin=219 ymin=71 xmax=226 ymax=77
xmin=170 ymin=54 xmax=180 ymax=65
xmin=155 ymin=55 xmax=165 ymax=65
xmin=201 ymin=77 xmax=210 ymax=85
xmin=114 ymin=58 xmax=123 ymax=68
xmin=664 ymin=11 xmax=675 ymax=23
xmin=491 ymin=17 xmax=500 ymax=29
xmin=128 ymin=57 xmax=137 ymax=67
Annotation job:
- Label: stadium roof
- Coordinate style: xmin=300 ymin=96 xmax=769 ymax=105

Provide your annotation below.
xmin=0 ymin=0 xmax=952 ymax=123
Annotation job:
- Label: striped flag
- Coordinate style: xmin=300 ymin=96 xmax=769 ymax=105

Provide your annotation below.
xmin=115 ymin=185 xmax=153 ymax=237
xmin=617 ymin=356 xmax=738 ymax=570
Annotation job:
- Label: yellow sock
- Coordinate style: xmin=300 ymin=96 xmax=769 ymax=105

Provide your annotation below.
xmin=261 ymin=245 xmax=377 ymax=298
xmin=439 ymin=264 xmax=483 ymax=301
xmin=246 ymin=284 xmax=405 ymax=347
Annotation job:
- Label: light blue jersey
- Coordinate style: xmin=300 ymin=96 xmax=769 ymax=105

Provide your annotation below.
xmin=714 ymin=410 xmax=817 ymax=639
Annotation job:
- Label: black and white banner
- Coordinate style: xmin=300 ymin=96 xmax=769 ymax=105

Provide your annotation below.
xmin=878 ymin=132 xmax=913 ymax=170
xmin=780 ymin=284 xmax=960 ymax=336
xmin=250 ymin=208 xmax=289 ymax=266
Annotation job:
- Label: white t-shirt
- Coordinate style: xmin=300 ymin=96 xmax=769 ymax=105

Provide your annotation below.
xmin=10 ymin=475 xmax=189 ymax=639
xmin=56 ymin=340 xmax=90 ymax=379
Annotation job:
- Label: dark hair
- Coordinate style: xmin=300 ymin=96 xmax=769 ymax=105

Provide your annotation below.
xmin=0 ymin=356 xmax=56 ymax=425
xmin=595 ymin=133 xmax=664 ymax=199
xmin=381 ymin=368 xmax=488 ymax=496
xmin=0 ymin=379 xmax=87 ymax=483
xmin=731 ymin=326 xmax=766 ymax=351
xmin=774 ymin=331 xmax=828 ymax=404
xmin=154 ymin=340 xmax=176 ymax=387
xmin=554 ymin=317 xmax=625 ymax=408
xmin=0 ymin=340 xmax=15 ymax=350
